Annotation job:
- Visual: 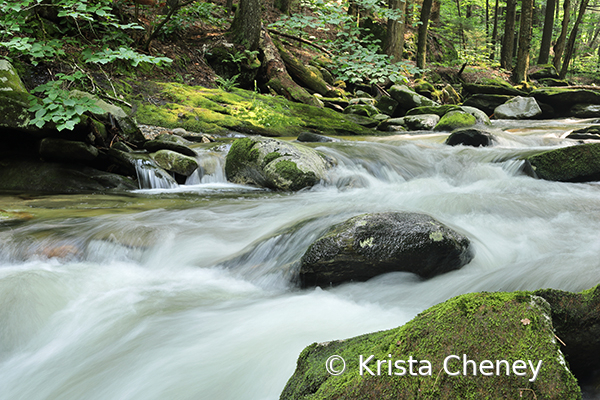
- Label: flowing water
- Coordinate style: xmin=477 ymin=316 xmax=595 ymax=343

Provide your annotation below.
xmin=1 ymin=119 xmax=600 ymax=399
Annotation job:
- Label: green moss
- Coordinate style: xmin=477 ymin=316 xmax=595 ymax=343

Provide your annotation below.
xmin=434 ymin=111 xmax=477 ymax=131
xmin=524 ymin=143 xmax=600 ymax=182
xmin=405 ymin=105 xmax=460 ymax=117
xmin=263 ymin=151 xmax=282 ymax=166
xmin=274 ymin=160 xmax=317 ymax=190
xmin=281 ymin=291 xmax=581 ymax=400
xmin=224 ymin=137 xmax=258 ymax=179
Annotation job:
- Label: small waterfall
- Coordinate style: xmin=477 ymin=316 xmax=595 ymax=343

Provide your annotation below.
xmin=133 ymin=159 xmax=178 ymax=189
xmin=185 ymin=152 xmax=227 ymax=185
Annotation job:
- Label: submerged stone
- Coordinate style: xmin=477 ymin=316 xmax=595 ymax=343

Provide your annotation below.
xmin=524 ymin=143 xmax=600 ymax=182
xmin=299 ymin=212 xmax=472 ymax=287
xmin=225 ymin=136 xmax=334 ymax=191
xmin=281 ymin=291 xmax=580 ymax=400
xmin=445 ymin=128 xmax=495 ymax=147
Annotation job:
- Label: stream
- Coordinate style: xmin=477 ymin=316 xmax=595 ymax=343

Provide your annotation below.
xmin=1 ymin=118 xmax=600 ymax=399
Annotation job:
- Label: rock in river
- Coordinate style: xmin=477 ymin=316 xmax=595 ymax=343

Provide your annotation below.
xmin=299 ymin=212 xmax=473 ymax=287
xmin=225 ymin=136 xmax=334 ymax=191
xmin=524 ymin=143 xmax=600 ymax=182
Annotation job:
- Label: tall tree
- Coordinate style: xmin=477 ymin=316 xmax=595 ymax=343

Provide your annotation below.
xmin=501 ymin=0 xmax=517 ymax=69
xmin=513 ymin=0 xmax=534 ymax=82
xmin=553 ymin=0 xmax=571 ymax=70
xmin=386 ymin=0 xmax=407 ymax=62
xmin=416 ymin=0 xmax=433 ymax=71
xmin=230 ymin=0 xmax=262 ymax=50
xmin=538 ymin=0 xmax=556 ymax=64
xmin=559 ymin=0 xmax=591 ymax=78
xmin=489 ymin=0 xmax=499 ymax=59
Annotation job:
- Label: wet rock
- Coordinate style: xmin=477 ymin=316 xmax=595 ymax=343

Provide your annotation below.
xmin=524 ymin=143 xmax=600 ymax=182
xmin=434 ymin=111 xmax=477 ymax=131
xmin=494 ymin=96 xmax=542 ymax=119
xmin=375 ymin=95 xmax=399 ymax=116
xmin=349 ymin=97 xmax=376 ymax=106
xmin=445 ymin=128 xmax=495 ymax=147
xmin=281 ymin=291 xmax=580 ymax=400
xmin=342 ymin=114 xmax=379 ymax=128
xmin=297 ymin=132 xmax=339 ymax=143
xmin=0 ymin=158 xmax=136 ymax=193
xmin=534 ymin=285 xmax=600 ymax=382
xmin=569 ymin=104 xmax=600 ymax=118
xmin=39 ymin=138 xmax=99 ymax=163
xmin=461 ymin=105 xmax=491 ymax=125
xmin=0 ymin=60 xmax=42 ymax=135
xmin=106 ymin=148 xmax=177 ymax=188
xmin=404 ymin=114 xmax=440 ymax=130
xmin=225 ymin=136 xmax=334 ymax=191
xmin=111 ymin=142 xmax=133 ymax=152
xmin=405 ymin=105 xmax=461 ymax=117
xmin=299 ymin=212 xmax=472 ymax=287
xmin=150 ymin=149 xmax=199 ymax=176
xmin=143 ymin=133 xmax=197 ymax=157
xmin=532 ymin=88 xmax=600 ymax=108
xmin=463 ymin=94 xmax=512 ymax=116
xmin=388 ymin=84 xmax=439 ymax=111
xmin=0 ymin=209 xmax=34 ymax=226
xmin=377 ymin=117 xmax=406 ymax=131
xmin=343 ymin=104 xmax=380 ymax=118
xmin=567 ymin=125 xmax=600 ymax=141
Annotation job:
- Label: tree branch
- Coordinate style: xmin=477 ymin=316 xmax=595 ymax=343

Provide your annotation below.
xmin=267 ymin=29 xmax=333 ymax=56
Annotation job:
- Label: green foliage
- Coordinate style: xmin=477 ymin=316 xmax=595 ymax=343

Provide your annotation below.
xmin=0 ymin=37 xmax=65 ymax=65
xmin=82 ymin=47 xmax=172 ymax=67
xmin=215 ymin=74 xmax=240 ymax=92
xmin=27 ymin=72 xmax=105 ymax=131
xmin=160 ymin=1 xmax=226 ymax=39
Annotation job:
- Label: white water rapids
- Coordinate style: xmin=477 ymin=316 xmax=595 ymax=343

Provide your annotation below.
xmin=1 ymin=119 xmax=600 ymax=399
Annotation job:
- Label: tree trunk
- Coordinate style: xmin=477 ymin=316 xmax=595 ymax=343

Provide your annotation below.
xmin=538 ymin=0 xmax=556 ymax=64
xmin=512 ymin=0 xmax=534 ymax=83
xmin=416 ymin=0 xmax=433 ymax=72
xmin=500 ymin=0 xmax=517 ymax=69
xmin=553 ymin=0 xmax=571 ymax=71
xmin=230 ymin=0 xmax=262 ymax=51
xmin=430 ymin=0 xmax=441 ymax=27
xmin=260 ymin=31 xmax=321 ymax=107
xmin=455 ymin=0 xmax=466 ymax=50
xmin=386 ymin=0 xmax=407 ymax=62
xmin=489 ymin=0 xmax=499 ymax=59
xmin=559 ymin=0 xmax=590 ymax=78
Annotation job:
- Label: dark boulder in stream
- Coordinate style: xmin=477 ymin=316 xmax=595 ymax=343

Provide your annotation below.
xmin=445 ymin=128 xmax=496 ymax=147
xmin=299 ymin=212 xmax=473 ymax=287
xmin=524 ymin=143 xmax=600 ymax=182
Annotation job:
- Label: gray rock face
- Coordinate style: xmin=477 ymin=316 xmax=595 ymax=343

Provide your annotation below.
xmin=460 ymin=105 xmax=492 ymax=125
xmin=299 ymin=212 xmax=473 ymax=287
xmin=343 ymin=104 xmax=380 ymax=117
xmin=494 ymin=96 xmax=542 ymax=119
xmin=463 ymin=94 xmax=512 ymax=115
xmin=377 ymin=117 xmax=406 ymax=131
xmin=375 ymin=95 xmax=399 ymax=116
xmin=403 ymin=114 xmax=440 ymax=130
xmin=225 ymin=136 xmax=334 ymax=191
xmin=388 ymin=84 xmax=439 ymax=110
xmin=143 ymin=133 xmax=197 ymax=157
xmin=445 ymin=128 xmax=495 ymax=147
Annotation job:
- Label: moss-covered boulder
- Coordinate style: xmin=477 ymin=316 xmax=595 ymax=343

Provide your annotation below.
xmin=463 ymin=94 xmax=512 ymax=115
xmin=403 ymin=114 xmax=440 ymax=131
xmin=405 ymin=105 xmax=461 ymax=117
xmin=494 ymin=96 xmax=542 ymax=119
xmin=529 ymin=64 xmax=560 ymax=80
xmin=413 ymin=79 xmax=436 ymax=98
xmin=434 ymin=111 xmax=477 ymax=131
xmin=462 ymin=79 xmax=527 ymax=96
xmin=343 ymin=104 xmax=380 ymax=118
xmin=143 ymin=133 xmax=197 ymax=157
xmin=299 ymin=212 xmax=472 ymax=287
xmin=38 ymin=138 xmax=99 ymax=163
xmin=131 ymin=83 xmax=375 ymax=137
xmin=460 ymin=106 xmax=492 ymax=125
xmin=534 ymin=285 xmax=600 ymax=382
xmin=0 ymin=60 xmax=42 ymax=135
xmin=445 ymin=128 xmax=496 ymax=147
xmin=225 ymin=136 xmax=334 ymax=191
xmin=0 ymin=158 xmax=136 ymax=193
xmin=375 ymin=95 xmax=399 ymax=116
xmin=523 ymin=143 xmax=600 ymax=182
xmin=388 ymin=85 xmax=439 ymax=111
xmin=538 ymin=78 xmax=569 ymax=87
xmin=567 ymin=125 xmax=600 ymax=141
xmin=441 ymin=84 xmax=462 ymax=104
xmin=280 ymin=291 xmax=580 ymax=400
xmin=377 ymin=118 xmax=407 ymax=132
xmin=150 ymin=149 xmax=199 ymax=176
xmin=532 ymin=88 xmax=600 ymax=109
xmin=297 ymin=132 xmax=339 ymax=143
xmin=568 ymin=104 xmax=600 ymax=118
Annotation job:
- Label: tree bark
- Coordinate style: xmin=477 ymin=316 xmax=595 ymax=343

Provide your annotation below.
xmin=416 ymin=0 xmax=433 ymax=72
xmin=538 ymin=0 xmax=556 ymax=64
xmin=500 ymin=0 xmax=517 ymax=69
xmin=559 ymin=0 xmax=590 ymax=78
xmin=386 ymin=0 xmax=407 ymax=62
xmin=553 ymin=0 xmax=571 ymax=71
xmin=512 ymin=0 xmax=534 ymax=83
xmin=260 ymin=31 xmax=321 ymax=107
xmin=489 ymin=0 xmax=499 ymax=59
xmin=230 ymin=0 xmax=262 ymax=51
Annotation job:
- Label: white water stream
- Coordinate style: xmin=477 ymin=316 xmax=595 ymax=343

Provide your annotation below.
xmin=1 ymin=119 xmax=600 ymax=399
